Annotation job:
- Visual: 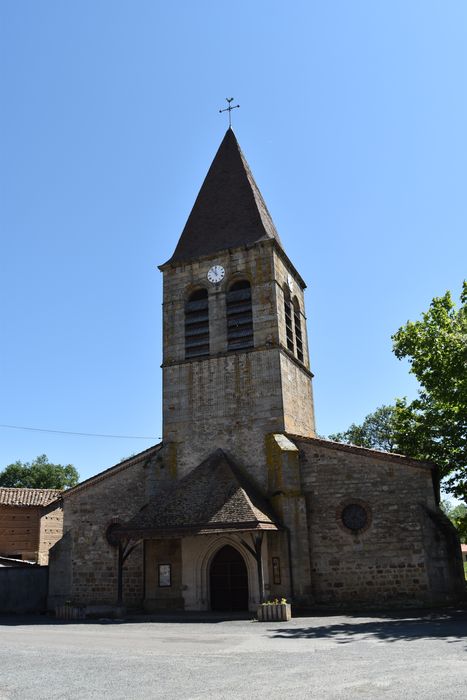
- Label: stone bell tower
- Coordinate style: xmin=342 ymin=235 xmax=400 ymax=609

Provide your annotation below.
xmin=159 ymin=128 xmax=315 ymax=486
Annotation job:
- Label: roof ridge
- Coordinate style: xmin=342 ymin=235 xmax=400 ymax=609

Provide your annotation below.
xmin=0 ymin=487 xmax=63 ymax=507
xmin=62 ymin=442 xmax=162 ymax=498
xmin=163 ymin=129 xmax=282 ymax=266
xmin=0 ymin=486 xmax=62 ymax=491
xmin=237 ymin=486 xmax=273 ymax=524
xmin=287 ymin=434 xmax=435 ymax=469
xmin=120 ymin=449 xmax=279 ymax=535
xmin=236 ymin=135 xmax=282 ymax=248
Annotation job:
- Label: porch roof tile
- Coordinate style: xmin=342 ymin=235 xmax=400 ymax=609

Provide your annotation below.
xmin=119 ymin=449 xmax=279 ymax=537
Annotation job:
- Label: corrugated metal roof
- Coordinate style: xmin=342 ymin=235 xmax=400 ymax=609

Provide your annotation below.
xmin=0 ymin=488 xmax=62 ymax=507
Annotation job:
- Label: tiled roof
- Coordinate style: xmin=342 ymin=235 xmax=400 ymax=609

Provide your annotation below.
xmin=0 ymin=488 xmax=62 ymax=507
xmin=163 ymin=128 xmax=282 ymax=266
xmin=119 ymin=449 xmax=279 ymax=537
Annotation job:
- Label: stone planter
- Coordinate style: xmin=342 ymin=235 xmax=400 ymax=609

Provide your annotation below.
xmin=55 ymin=604 xmax=85 ymax=620
xmin=257 ymin=603 xmax=292 ymax=622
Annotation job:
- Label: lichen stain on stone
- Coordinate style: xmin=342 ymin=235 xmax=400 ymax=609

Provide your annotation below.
xmin=241 ymin=354 xmax=253 ymax=402
xmin=187 ymin=364 xmax=193 ymax=415
xmin=165 ymin=442 xmax=178 ymax=480
xmin=233 ymin=356 xmax=241 ymax=400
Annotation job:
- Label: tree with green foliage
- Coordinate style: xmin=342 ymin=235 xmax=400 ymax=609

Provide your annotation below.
xmin=440 ymin=501 xmax=467 ymax=543
xmin=392 ymin=282 xmax=467 ymax=504
xmin=329 ymin=283 xmax=466 ymax=509
xmin=329 ymin=405 xmax=398 ymax=452
xmin=0 ymin=454 xmax=79 ymax=489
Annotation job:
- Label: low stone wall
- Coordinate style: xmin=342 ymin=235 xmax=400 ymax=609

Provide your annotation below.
xmin=0 ymin=566 xmax=48 ymax=614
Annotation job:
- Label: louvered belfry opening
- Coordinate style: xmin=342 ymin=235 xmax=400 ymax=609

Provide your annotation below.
xmin=284 ymin=288 xmax=294 ymax=353
xmin=226 ymin=280 xmax=254 ymax=351
xmin=293 ymin=298 xmax=304 ymax=363
xmin=185 ymin=288 xmax=209 ymax=359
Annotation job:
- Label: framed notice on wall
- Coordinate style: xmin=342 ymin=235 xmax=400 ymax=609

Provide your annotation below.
xmin=272 ymin=557 xmax=281 ymax=585
xmin=158 ymin=564 xmax=171 ymax=587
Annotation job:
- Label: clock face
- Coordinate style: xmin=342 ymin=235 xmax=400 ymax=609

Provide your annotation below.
xmin=207 ymin=265 xmax=225 ymax=285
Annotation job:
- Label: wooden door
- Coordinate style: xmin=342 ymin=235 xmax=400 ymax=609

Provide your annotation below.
xmin=210 ymin=545 xmax=248 ymax=611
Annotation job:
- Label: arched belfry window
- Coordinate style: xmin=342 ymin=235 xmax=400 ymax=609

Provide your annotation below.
xmin=185 ymin=288 xmax=209 ymax=359
xmin=284 ymin=288 xmax=294 ymax=353
xmin=293 ymin=297 xmax=304 ymax=363
xmin=226 ymin=280 xmax=254 ymax=351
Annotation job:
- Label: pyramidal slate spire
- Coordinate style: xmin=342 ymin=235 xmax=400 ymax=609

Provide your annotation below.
xmin=166 ymin=128 xmax=282 ymax=265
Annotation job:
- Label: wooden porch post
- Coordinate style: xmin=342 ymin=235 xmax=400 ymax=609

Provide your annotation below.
xmin=115 ymin=537 xmax=142 ymax=606
xmin=117 ymin=541 xmax=124 ymax=605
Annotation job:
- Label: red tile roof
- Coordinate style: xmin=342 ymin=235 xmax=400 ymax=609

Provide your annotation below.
xmin=0 ymin=488 xmax=62 ymax=507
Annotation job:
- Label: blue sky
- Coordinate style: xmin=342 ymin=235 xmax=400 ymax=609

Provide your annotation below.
xmin=1 ymin=1 xmax=466 ymax=482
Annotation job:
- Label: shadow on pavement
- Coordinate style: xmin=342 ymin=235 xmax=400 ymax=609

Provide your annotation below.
xmin=0 ymin=610 xmax=253 ymax=626
xmin=269 ymin=609 xmax=467 ymax=645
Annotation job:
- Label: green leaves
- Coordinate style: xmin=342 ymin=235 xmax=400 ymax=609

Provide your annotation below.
xmin=441 ymin=501 xmax=467 ymax=544
xmin=392 ymin=282 xmax=467 ymax=407
xmin=329 ymin=405 xmax=398 ymax=452
xmin=329 ymin=282 xmax=466 ymax=505
xmin=0 ymin=454 xmax=79 ymax=489
xmin=392 ymin=282 xmax=467 ymax=502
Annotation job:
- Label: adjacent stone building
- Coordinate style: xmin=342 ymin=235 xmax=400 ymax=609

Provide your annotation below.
xmin=48 ymin=129 xmax=465 ymax=612
xmin=0 ymin=488 xmax=63 ymax=564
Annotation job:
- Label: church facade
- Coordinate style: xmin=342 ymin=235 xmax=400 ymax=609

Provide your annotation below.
xmin=48 ymin=129 xmax=465 ymax=612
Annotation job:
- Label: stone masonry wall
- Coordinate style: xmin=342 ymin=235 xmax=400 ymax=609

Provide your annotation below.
xmin=162 ymin=241 xmax=278 ymax=365
xmin=163 ymin=348 xmax=284 ymax=487
xmin=50 ymin=456 xmax=151 ymax=608
xmin=161 ymin=241 xmax=315 ymax=486
xmin=272 ymin=250 xmax=315 ymax=437
xmin=296 ymin=438 xmax=440 ymax=606
xmin=279 ymin=353 xmax=315 ymax=438
xmin=272 ymin=248 xmax=310 ymax=369
xmin=266 ymin=434 xmax=312 ymax=606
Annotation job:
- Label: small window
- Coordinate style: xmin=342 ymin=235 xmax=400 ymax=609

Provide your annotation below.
xmin=293 ymin=298 xmax=304 ymax=363
xmin=284 ymin=289 xmax=294 ymax=353
xmin=185 ymin=288 xmax=209 ymax=359
xmin=226 ymin=280 xmax=254 ymax=351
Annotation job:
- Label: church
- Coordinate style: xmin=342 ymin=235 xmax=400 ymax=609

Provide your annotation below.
xmin=48 ymin=128 xmax=464 ymax=613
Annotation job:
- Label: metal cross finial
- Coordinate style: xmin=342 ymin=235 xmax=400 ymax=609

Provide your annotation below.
xmin=219 ymin=97 xmax=240 ymax=128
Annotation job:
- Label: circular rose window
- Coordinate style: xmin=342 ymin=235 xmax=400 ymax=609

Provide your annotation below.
xmin=341 ymin=503 xmax=369 ymax=533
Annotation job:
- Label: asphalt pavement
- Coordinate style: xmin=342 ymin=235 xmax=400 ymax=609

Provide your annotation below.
xmin=0 ymin=608 xmax=466 ymax=699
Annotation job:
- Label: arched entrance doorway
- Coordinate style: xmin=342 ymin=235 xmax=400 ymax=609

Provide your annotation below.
xmin=210 ymin=545 xmax=249 ymax=611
